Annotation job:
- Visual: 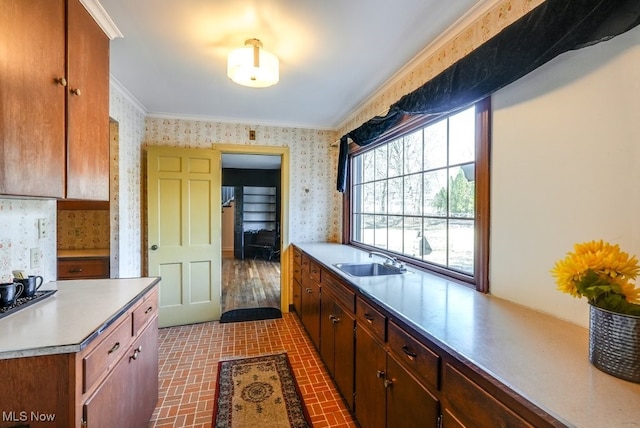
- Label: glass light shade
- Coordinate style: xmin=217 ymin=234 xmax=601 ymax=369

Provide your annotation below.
xmin=227 ymin=44 xmax=279 ymax=88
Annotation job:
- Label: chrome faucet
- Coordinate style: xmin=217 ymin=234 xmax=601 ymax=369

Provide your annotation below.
xmin=369 ymin=251 xmax=403 ymax=269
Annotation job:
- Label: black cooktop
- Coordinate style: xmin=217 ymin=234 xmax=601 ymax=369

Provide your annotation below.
xmin=0 ymin=290 xmax=57 ymax=320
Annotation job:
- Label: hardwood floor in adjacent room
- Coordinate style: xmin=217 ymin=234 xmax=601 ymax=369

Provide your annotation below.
xmin=221 ymin=255 xmax=281 ymax=313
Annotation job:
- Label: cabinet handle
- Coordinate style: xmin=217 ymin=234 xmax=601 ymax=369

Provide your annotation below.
xmin=145 ymin=306 xmax=153 ymax=314
xmin=364 ymin=313 xmax=374 ymax=323
xmin=70 ymin=88 xmax=82 ymax=96
xmin=69 ymin=268 xmax=83 ymax=273
xmin=107 ymin=342 xmax=120 ymax=354
xmin=402 ymin=345 xmax=418 ymax=361
xmin=384 ymin=378 xmax=394 ymax=388
xmin=329 ymin=314 xmax=335 ymax=320
xmin=306 ymin=288 xmax=313 ymax=294
xmin=56 ymin=77 xmax=67 ymax=87
xmin=332 ymin=317 xmax=340 ymax=324
xmin=376 ymin=370 xmax=385 ymax=379
xmin=131 ymin=345 xmax=142 ymax=360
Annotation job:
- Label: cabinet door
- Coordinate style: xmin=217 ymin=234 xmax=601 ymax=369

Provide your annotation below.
xmin=0 ymin=0 xmax=66 ymax=198
xmin=386 ymin=354 xmax=440 ymax=428
xmin=129 ymin=318 xmax=159 ymax=428
xmin=320 ymin=295 xmax=336 ymax=374
xmin=355 ymin=325 xmax=386 ymax=428
xmin=66 ymin=0 xmax=110 ymax=200
xmin=333 ymin=302 xmax=355 ymax=410
xmin=292 ymin=277 xmax=303 ymax=316
xmin=301 ymin=275 xmax=320 ymax=349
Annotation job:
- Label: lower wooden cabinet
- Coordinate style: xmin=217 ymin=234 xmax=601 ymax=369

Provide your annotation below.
xmin=292 ymin=277 xmax=302 ymax=315
xmin=83 ymin=317 xmax=159 ymax=428
xmin=0 ymin=285 xmax=158 ymax=428
xmin=320 ymin=288 xmax=355 ymax=410
xmin=300 ymin=274 xmax=321 ymax=349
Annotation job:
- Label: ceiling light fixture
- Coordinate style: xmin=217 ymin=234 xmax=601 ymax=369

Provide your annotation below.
xmin=227 ymin=38 xmax=279 ymax=88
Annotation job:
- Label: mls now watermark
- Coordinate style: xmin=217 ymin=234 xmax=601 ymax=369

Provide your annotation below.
xmin=3 ymin=410 xmax=56 ymax=423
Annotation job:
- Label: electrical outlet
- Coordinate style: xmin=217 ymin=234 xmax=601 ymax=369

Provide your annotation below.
xmin=38 ymin=218 xmax=47 ymax=239
xmin=30 ymin=248 xmax=42 ymax=268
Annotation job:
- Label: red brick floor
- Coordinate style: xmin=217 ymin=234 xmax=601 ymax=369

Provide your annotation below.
xmin=149 ymin=312 xmax=356 ymax=428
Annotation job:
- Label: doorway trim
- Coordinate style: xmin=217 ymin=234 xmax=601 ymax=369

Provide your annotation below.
xmin=213 ymin=143 xmax=290 ymax=313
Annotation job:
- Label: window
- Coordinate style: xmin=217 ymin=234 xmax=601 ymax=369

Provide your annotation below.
xmin=347 ymin=99 xmax=490 ymax=290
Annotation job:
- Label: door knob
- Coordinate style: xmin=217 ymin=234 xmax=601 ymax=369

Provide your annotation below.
xmin=150 ymin=245 xmax=158 ymax=250
xmin=70 ymin=88 xmax=82 ymax=96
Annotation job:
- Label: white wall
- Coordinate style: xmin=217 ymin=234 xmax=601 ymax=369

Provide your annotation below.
xmin=490 ymin=25 xmax=640 ymax=327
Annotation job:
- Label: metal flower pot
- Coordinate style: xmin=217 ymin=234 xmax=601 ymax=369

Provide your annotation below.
xmin=589 ymin=304 xmax=640 ymax=383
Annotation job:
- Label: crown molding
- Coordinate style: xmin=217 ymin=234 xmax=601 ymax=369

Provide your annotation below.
xmin=110 ymin=76 xmax=147 ymax=115
xmin=79 ymin=0 xmax=123 ymax=40
xmin=335 ymin=0 xmax=504 ymax=132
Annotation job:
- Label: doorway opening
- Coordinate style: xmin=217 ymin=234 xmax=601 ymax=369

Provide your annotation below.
xmin=218 ymin=149 xmax=288 ymax=315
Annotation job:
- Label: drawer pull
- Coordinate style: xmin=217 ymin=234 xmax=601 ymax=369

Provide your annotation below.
xmin=402 ymin=345 xmax=417 ymax=361
xmin=107 ymin=342 xmax=120 ymax=354
xmin=376 ymin=370 xmax=385 ymax=378
xmin=332 ymin=317 xmax=340 ymax=324
xmin=145 ymin=306 xmax=153 ymax=314
xmin=364 ymin=313 xmax=374 ymax=323
xmin=69 ymin=268 xmax=83 ymax=273
xmin=131 ymin=345 xmax=143 ymax=360
xmin=384 ymin=378 xmax=394 ymax=388
xmin=306 ymin=288 xmax=313 ymax=294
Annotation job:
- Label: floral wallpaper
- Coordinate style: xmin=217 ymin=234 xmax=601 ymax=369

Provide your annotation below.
xmin=0 ymin=199 xmax=57 ymax=283
xmin=56 ymin=209 xmax=110 ymax=249
xmin=144 ymin=119 xmax=341 ymax=245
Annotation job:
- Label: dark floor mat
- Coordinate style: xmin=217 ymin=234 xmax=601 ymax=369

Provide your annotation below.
xmin=219 ymin=307 xmax=283 ymax=323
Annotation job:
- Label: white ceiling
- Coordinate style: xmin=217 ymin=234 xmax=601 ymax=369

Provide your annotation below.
xmin=100 ymin=0 xmax=485 ymax=130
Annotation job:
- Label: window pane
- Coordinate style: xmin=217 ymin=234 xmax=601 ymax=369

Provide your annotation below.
xmin=424 ymin=118 xmax=447 ymax=170
xmin=404 ymin=131 xmax=423 ymax=174
xmin=422 ymin=219 xmax=447 ymax=265
xmin=363 ymin=182 xmax=375 ymax=213
xmin=352 ymin=213 xmax=363 ymax=242
xmin=375 ymin=146 xmax=388 ymax=180
xmin=404 ymin=174 xmax=422 ymax=216
xmin=449 ymin=219 xmax=474 ymax=274
xmin=352 ymin=156 xmax=363 ymax=185
xmin=388 ymin=138 xmax=403 ymax=177
xmin=404 ymin=217 xmax=423 ymax=257
xmin=352 ymin=184 xmax=363 ymax=213
xmin=362 ymin=214 xmax=375 ymax=245
xmin=424 ymin=169 xmax=448 ymax=216
xmin=363 ymin=151 xmax=375 ymax=183
xmin=374 ymin=181 xmax=388 ymax=215
xmin=388 ymin=177 xmax=403 ymax=215
xmin=388 ymin=216 xmax=403 ymax=253
xmin=449 ymin=106 xmax=475 ymax=165
xmin=374 ymin=215 xmax=388 ymax=249
xmin=448 ymin=166 xmax=475 ymax=218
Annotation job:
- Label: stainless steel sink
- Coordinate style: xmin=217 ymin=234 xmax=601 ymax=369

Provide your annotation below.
xmin=333 ymin=262 xmax=407 ymax=277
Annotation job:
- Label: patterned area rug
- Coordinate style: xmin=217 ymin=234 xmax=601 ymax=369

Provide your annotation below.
xmin=212 ymin=353 xmax=311 ymax=428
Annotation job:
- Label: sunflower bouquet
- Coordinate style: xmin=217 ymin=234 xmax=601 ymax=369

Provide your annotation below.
xmin=551 ymin=240 xmax=640 ymax=316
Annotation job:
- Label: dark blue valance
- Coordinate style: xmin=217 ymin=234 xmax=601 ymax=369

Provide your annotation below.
xmin=337 ymin=0 xmax=640 ymax=192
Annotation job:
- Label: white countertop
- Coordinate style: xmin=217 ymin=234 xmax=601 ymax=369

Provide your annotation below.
xmin=0 ymin=277 xmax=160 ymax=359
xmin=295 ymin=242 xmax=640 ymax=428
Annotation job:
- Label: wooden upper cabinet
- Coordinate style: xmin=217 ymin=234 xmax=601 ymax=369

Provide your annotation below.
xmin=66 ymin=0 xmax=110 ymax=201
xmin=0 ymin=0 xmax=109 ymax=200
xmin=0 ymin=0 xmax=66 ymax=198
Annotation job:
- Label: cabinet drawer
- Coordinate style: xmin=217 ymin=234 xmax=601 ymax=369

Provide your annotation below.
xmin=309 ymin=261 xmax=322 ymax=282
xmin=83 ymin=314 xmax=133 ymax=393
xmin=301 ymin=255 xmax=310 ymax=272
xmin=356 ymin=297 xmax=386 ymax=342
xmin=132 ymin=288 xmax=158 ymax=337
xmin=322 ymin=271 xmax=355 ymax=313
xmin=388 ymin=321 xmax=440 ymax=391
xmin=443 ymin=363 xmax=534 ymax=428
xmin=58 ymin=257 xmax=109 ymax=279
xmin=293 ymin=247 xmax=302 ymax=266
